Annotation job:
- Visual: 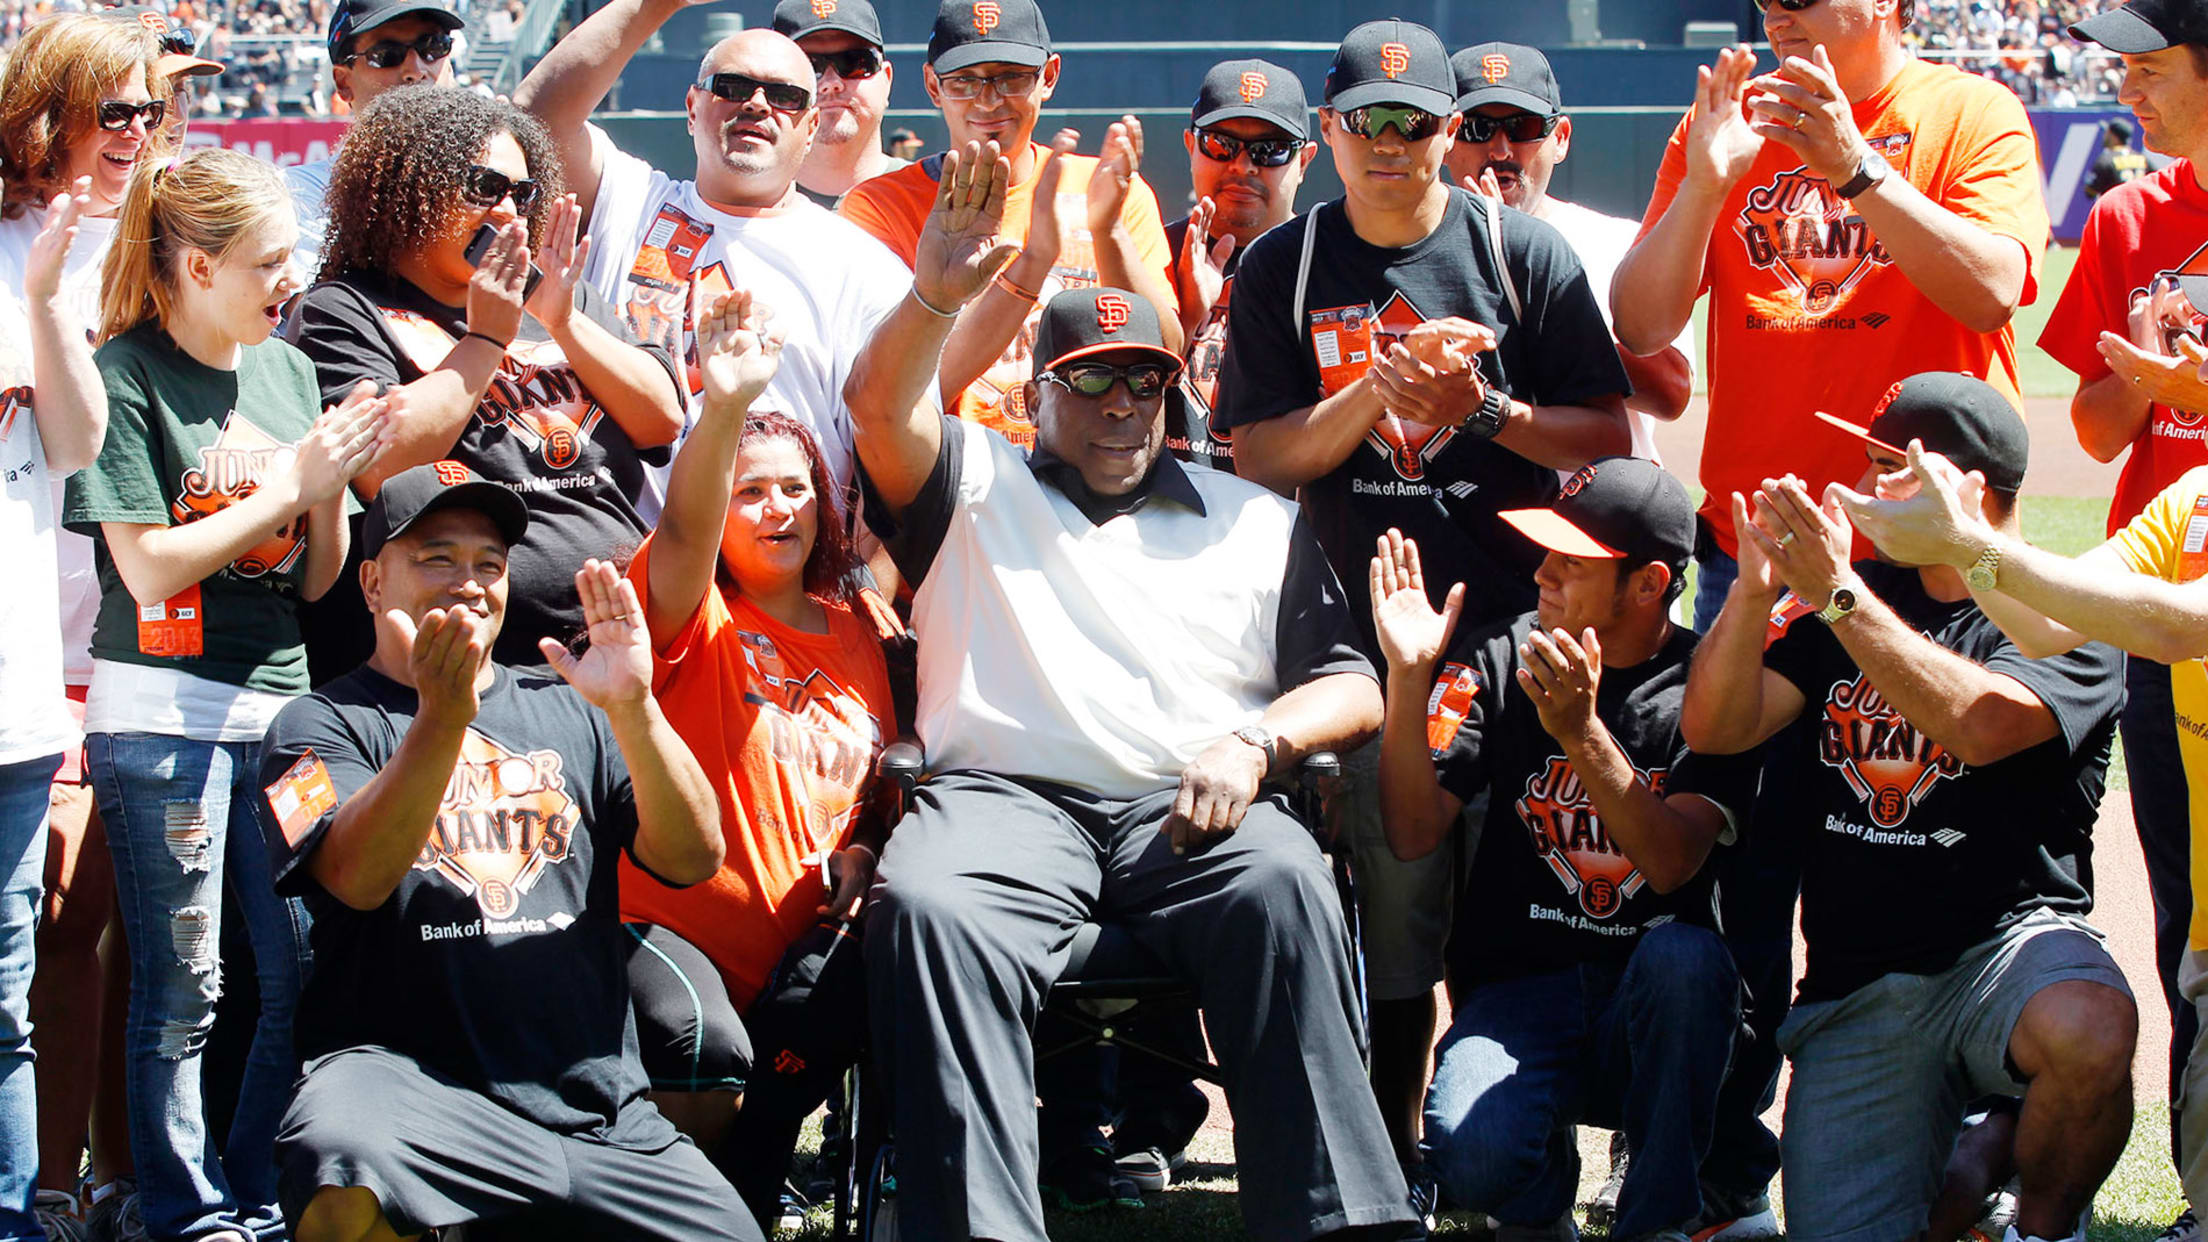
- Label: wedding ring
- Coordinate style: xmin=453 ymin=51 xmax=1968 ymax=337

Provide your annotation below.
xmin=1777 ymin=530 xmax=1798 ymax=548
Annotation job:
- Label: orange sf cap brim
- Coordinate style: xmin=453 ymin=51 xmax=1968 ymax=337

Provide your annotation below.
xmin=1498 ymin=508 xmax=1624 ymax=559
xmin=1812 ymin=409 xmax=1906 ymax=458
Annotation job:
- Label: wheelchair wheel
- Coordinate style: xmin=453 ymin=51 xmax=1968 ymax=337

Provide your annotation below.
xmin=859 ymin=1142 xmax=898 ymax=1242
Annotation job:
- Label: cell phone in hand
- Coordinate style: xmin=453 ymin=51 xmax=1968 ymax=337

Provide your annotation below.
xmin=464 ymin=222 xmax=544 ymax=301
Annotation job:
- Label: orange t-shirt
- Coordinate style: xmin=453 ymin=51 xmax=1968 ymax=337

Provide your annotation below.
xmin=618 ymin=535 xmax=893 ymax=1009
xmin=839 ymin=142 xmax=1174 ymax=447
xmin=1635 ymin=59 xmax=2046 ymax=556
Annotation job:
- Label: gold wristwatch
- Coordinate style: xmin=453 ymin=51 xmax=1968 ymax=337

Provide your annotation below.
xmin=1963 ymin=541 xmax=2002 ymax=592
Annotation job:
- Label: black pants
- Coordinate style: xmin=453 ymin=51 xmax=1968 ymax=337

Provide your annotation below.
xmin=2123 ymin=656 xmax=2192 ymax=1169
xmin=865 ymin=769 xmax=1413 ymax=1242
xmin=624 ymin=919 xmax=867 ymax=1225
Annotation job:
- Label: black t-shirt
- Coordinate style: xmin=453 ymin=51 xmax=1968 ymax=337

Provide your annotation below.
xmin=1213 ymin=189 xmax=1631 ymax=656
xmin=2085 ymin=146 xmax=2150 ymax=198
xmin=1760 ymin=562 xmax=2124 ymax=1003
xmin=286 ymin=271 xmax=678 ymax=676
xmin=1163 ymin=214 xmax=1242 ymax=475
xmin=1431 ymin=613 xmax=1761 ymax=986
xmin=258 ymin=664 xmax=677 ymax=1150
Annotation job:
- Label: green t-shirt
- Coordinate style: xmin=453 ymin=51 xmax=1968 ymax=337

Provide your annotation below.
xmin=65 ymin=325 xmax=333 ymax=696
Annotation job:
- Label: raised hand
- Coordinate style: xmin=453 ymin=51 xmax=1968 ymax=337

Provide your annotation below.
xmin=1746 ymin=46 xmax=1870 ymax=187
xmin=24 ymin=177 xmax=91 ymax=305
xmin=1177 ymin=196 xmax=1233 ymax=325
xmin=1686 ymin=44 xmax=1765 ymax=190
xmin=1730 ymin=490 xmax=1784 ymax=603
xmin=289 ymin=382 xmax=391 ymax=507
xmin=1086 ymin=116 xmax=1144 ymax=237
xmin=1369 ymin=528 xmax=1466 ymax=674
xmin=540 ymin=559 xmax=653 ymax=710
xmin=1829 ymin=441 xmax=1993 ymax=570
xmin=1518 ymin=627 xmax=1603 ymax=745
xmin=524 ymin=193 xmax=591 ymax=332
xmin=1019 ymin=128 xmax=1080 ymax=277
xmin=911 ymin=139 xmax=1022 ymax=313
xmin=695 ymin=288 xmax=785 ymax=419
xmin=466 ymin=219 xmax=531 ymax=349
xmin=390 ymin=604 xmax=487 ymax=724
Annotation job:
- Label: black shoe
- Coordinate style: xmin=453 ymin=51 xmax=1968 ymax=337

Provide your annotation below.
xmin=1041 ymin=1144 xmax=1146 ymax=1212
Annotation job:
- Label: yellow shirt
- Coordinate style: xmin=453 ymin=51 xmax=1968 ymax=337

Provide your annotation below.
xmin=2106 ymin=465 xmax=2208 ymax=947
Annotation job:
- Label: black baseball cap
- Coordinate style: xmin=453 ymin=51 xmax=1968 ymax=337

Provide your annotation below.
xmin=1325 ymin=18 xmax=1454 ymax=116
xmin=2070 ymin=0 xmax=2208 ymax=52
xmin=1033 ymin=287 xmax=1182 ymax=374
xmin=928 ymin=0 xmax=1050 ymax=74
xmin=106 ymin=7 xmax=225 ymax=78
xmin=1500 ymin=456 xmax=1696 ymax=565
xmin=327 ymin=0 xmax=462 ymax=61
xmin=1817 ymin=372 xmax=2030 ymax=495
xmin=1191 ymin=58 xmax=1308 ymax=139
xmin=1451 ymin=42 xmax=1560 ymax=117
xmin=772 ymin=0 xmax=883 ymax=49
xmin=362 ymin=462 xmax=529 ymax=559
xmin=2108 ymin=118 xmax=2136 ymax=139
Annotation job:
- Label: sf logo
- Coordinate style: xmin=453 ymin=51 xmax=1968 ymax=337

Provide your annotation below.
xmin=811 ymin=0 xmax=836 ymax=14
xmin=1095 ymin=294 xmax=1131 ymax=333
xmin=1239 ymin=71 xmax=1267 ymax=102
xmin=972 ymin=1 xmax=1000 ymax=34
xmin=1481 ymin=53 xmax=1510 ymax=83
xmin=1380 ymin=42 xmax=1411 ymax=78
xmin=431 ymin=460 xmax=472 ymax=486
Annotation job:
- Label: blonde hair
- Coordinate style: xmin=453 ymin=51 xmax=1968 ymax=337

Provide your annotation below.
xmin=0 ymin=14 xmax=163 ymax=219
xmin=99 ymin=148 xmax=292 ymax=343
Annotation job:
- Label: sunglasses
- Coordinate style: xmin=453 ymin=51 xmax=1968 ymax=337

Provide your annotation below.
xmin=462 ymin=164 xmax=541 ymax=212
xmin=1192 ymin=128 xmax=1306 ymax=168
xmin=1459 ymin=110 xmax=1560 ymax=144
xmin=340 ymin=30 xmax=454 ymax=69
xmin=1040 ymin=361 xmax=1176 ymax=401
xmin=934 ymin=69 xmax=1041 ymax=101
xmin=807 ymin=47 xmax=883 ymax=81
xmin=96 ymin=99 xmax=167 ymax=132
xmin=1759 ymin=0 xmax=1819 ymax=10
xmin=1338 ymin=104 xmax=1443 ymax=142
xmin=699 ymin=72 xmax=813 ymax=112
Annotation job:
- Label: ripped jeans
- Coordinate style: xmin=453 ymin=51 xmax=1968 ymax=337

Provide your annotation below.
xmin=88 ymin=733 xmax=310 ymax=1242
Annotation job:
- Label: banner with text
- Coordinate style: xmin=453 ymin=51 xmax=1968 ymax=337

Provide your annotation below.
xmin=183 ymin=118 xmax=350 ymax=170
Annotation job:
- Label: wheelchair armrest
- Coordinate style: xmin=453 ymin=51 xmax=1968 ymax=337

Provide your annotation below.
xmin=879 ymin=738 xmax=925 ymax=794
xmin=1297 ymin=751 xmax=1339 ymax=784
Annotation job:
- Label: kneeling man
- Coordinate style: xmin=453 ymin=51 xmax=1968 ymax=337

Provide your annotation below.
xmin=844 ymin=148 xmax=1418 ymax=1242
xmin=1373 ymin=457 xmax=1756 ymax=1241
xmin=257 ymin=464 xmax=754 ymax=1242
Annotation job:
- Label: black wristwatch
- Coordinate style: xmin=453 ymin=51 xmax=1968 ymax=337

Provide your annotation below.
xmin=1834 ymin=149 xmax=1891 ymax=200
xmin=1465 ymin=386 xmax=1510 ymax=440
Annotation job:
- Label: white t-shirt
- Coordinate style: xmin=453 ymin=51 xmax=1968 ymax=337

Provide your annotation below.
xmin=0 ymin=208 xmax=116 ymax=696
xmin=83 ymin=658 xmax=291 ymax=742
xmin=285 ymin=157 xmax=335 ymax=290
xmin=1541 ymin=197 xmax=1698 ymax=464
xmin=581 ymin=125 xmax=913 ymax=518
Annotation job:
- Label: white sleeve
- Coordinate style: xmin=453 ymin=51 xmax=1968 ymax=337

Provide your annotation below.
xmin=283 ymin=161 xmax=331 ymax=284
xmin=579 ymin=123 xmax=670 ymax=302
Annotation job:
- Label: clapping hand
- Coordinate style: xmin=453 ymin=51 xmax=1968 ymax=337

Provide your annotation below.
xmin=540 ymin=559 xmax=653 ymax=710
xmin=289 ymin=381 xmax=391 ymax=507
xmin=1746 ymin=46 xmax=1871 ymax=187
xmin=524 ymin=194 xmax=590 ymax=332
xmin=1829 ymin=441 xmax=1993 ymax=570
xmin=390 ymin=602 xmax=488 ymax=724
xmin=1086 ymin=116 xmax=1144 ymax=238
xmin=912 ymin=140 xmax=1023 ymax=314
xmin=1369 ymin=528 xmax=1466 ymax=674
xmin=1176 ymin=196 xmax=1235 ymax=326
xmin=1739 ymin=473 xmax=1856 ymax=608
xmin=466 ymin=219 xmax=531 ymax=349
xmin=695 ymin=288 xmax=784 ymax=420
xmin=1686 ymin=45 xmax=1765 ymax=190
xmin=1518 ymin=627 xmax=1602 ymax=745
xmin=24 ymin=177 xmax=91 ymax=306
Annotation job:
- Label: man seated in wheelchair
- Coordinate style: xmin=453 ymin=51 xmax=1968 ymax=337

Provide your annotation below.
xmin=842 ymin=146 xmax=1422 ymax=1242
xmin=1371 ymin=458 xmax=1759 ymax=1242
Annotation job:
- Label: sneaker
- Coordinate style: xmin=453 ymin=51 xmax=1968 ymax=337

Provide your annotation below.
xmin=1405 ymin=1163 xmax=1438 ymax=1234
xmin=1963 ymin=1187 xmax=2019 ymax=1242
xmin=1496 ymin=1214 xmax=1577 ymax=1242
xmin=35 ymin=1189 xmax=89 ymax=1242
xmin=1040 ymin=1144 xmax=1145 ymax=1213
xmin=1111 ymin=1144 xmax=1186 ymax=1194
xmin=1693 ymin=1192 xmax=1780 ymax=1242
xmin=1586 ymin=1130 xmax=1628 ymax=1233
xmin=2160 ymin=1210 xmax=2204 ymax=1242
xmin=775 ymin=1180 xmax=811 ymax=1235
xmin=84 ymin=1183 xmax=145 ymax=1242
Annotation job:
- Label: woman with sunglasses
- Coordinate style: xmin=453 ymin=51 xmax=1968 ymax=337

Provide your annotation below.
xmin=290 ymin=83 xmax=684 ymax=677
xmin=618 ymin=287 xmax=902 ymax=1230
xmin=0 ymin=15 xmax=168 ymax=1235
xmin=65 ymin=146 xmax=391 ymax=1242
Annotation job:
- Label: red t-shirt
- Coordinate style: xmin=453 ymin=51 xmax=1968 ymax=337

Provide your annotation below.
xmin=1635 ymin=59 xmax=2046 ymax=556
xmin=2038 ymin=160 xmax=2208 ymax=533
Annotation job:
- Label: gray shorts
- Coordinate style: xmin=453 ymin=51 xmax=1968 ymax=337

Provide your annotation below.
xmin=1775 ymin=908 xmax=2132 ymax=1242
xmin=1342 ymin=739 xmax=1477 ymax=1002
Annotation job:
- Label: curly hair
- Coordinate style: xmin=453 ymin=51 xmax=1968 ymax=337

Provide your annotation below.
xmin=725 ymin=410 xmax=859 ymax=602
xmin=317 ymin=83 xmax=563 ymax=284
xmin=0 ymin=14 xmax=162 ymax=219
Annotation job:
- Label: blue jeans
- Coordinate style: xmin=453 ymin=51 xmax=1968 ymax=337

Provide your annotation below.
xmin=88 ymin=733 xmax=310 ymax=1242
xmin=1691 ymin=545 xmax=1739 ymax=634
xmin=0 ymin=753 xmax=61 ymax=1242
xmin=1423 ymin=924 xmax=1740 ymax=1239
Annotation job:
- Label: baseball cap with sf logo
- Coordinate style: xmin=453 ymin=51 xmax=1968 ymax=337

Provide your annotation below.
xmin=1192 ymin=57 xmax=1309 ymax=140
xmin=929 ymin=0 xmax=1050 ymax=73
xmin=1326 ymin=18 xmax=1454 ymax=115
xmin=1033 ymin=287 xmax=1182 ymax=373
